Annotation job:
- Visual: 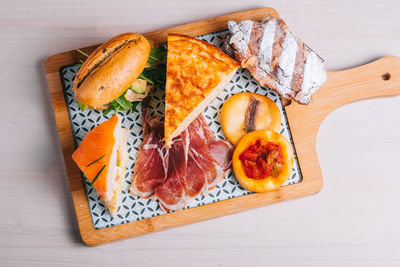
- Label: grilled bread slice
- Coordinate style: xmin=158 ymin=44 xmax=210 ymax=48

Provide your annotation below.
xmin=164 ymin=34 xmax=239 ymax=146
xmin=225 ymin=19 xmax=326 ymax=104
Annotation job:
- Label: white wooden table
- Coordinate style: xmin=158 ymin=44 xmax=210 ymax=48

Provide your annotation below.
xmin=1 ymin=0 xmax=400 ymax=266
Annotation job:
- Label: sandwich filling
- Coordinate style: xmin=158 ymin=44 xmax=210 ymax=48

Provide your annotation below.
xmin=71 ymin=115 xmax=129 ymax=216
xmin=104 ymin=117 xmax=129 ymax=216
xmin=76 ymin=46 xmax=167 ymax=114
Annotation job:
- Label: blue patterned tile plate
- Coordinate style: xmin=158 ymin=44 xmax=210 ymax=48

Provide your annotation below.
xmin=59 ymin=30 xmax=302 ymax=229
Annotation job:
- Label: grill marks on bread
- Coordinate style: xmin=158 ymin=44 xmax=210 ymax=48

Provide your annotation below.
xmin=225 ymin=19 xmax=326 ymax=104
xmin=291 ymin=43 xmax=307 ymax=95
xmin=269 ymin=19 xmax=286 ymax=78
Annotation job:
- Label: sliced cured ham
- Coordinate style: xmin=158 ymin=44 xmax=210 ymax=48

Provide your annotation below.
xmin=155 ymin=130 xmax=189 ymax=211
xmin=208 ymin=139 xmax=234 ymax=171
xmin=197 ymin=115 xmax=215 ymax=144
xmin=185 ymin=116 xmax=222 ymax=199
xmin=185 ymin=115 xmax=235 ymax=192
xmin=185 ymin=148 xmax=212 ymax=198
xmin=131 ymin=111 xmax=234 ymax=212
xmin=207 ymin=139 xmax=234 ymax=189
xmin=130 ymin=118 xmax=169 ymax=198
xmin=189 ymin=147 xmax=224 ymax=192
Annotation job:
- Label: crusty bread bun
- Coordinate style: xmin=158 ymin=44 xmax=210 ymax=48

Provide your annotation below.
xmin=72 ymin=33 xmax=151 ymax=108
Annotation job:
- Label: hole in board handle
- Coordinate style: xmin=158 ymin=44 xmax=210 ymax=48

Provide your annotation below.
xmin=382 ymin=73 xmax=391 ymax=81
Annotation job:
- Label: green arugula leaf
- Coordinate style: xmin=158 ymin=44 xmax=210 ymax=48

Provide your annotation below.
xmin=103 ymin=106 xmax=113 ymax=116
xmin=77 ymin=100 xmax=88 ymax=111
xmin=138 ymin=68 xmax=156 ymax=85
xmin=138 ymin=64 xmax=166 ymax=86
xmin=131 ymin=101 xmax=140 ymax=113
xmin=114 ymin=93 xmax=132 ymax=110
xmin=146 ymin=47 xmax=167 ymax=67
xmin=155 ymin=64 xmax=166 ymax=85
xmin=103 ymin=101 xmax=119 ymax=116
xmin=103 ymin=91 xmax=133 ymax=115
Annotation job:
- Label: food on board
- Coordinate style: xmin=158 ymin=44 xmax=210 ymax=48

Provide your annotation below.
xmin=221 ymin=92 xmax=281 ymax=146
xmin=72 ymin=115 xmax=128 ymax=216
xmin=164 ymin=34 xmax=239 ymax=146
xmin=224 ymin=18 xmax=326 ymax=104
xmin=73 ymin=33 xmax=166 ymax=114
xmin=232 ymin=130 xmax=294 ymax=193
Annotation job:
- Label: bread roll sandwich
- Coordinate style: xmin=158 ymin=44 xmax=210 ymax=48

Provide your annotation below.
xmin=73 ymin=33 xmax=166 ymax=114
xmin=72 ymin=115 xmax=128 ymax=216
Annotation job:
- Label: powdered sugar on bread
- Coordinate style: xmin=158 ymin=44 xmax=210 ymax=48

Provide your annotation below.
xmin=225 ymin=18 xmax=326 ymax=104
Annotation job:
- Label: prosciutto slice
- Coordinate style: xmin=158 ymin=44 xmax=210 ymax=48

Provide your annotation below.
xmin=154 ymin=130 xmax=189 ymax=211
xmin=190 ymin=115 xmax=234 ymax=189
xmin=130 ymin=118 xmax=169 ymax=198
xmin=131 ymin=111 xmax=234 ymax=212
xmin=185 ymin=117 xmax=222 ymax=199
xmin=185 ymin=148 xmax=212 ymax=198
xmin=208 ymin=139 xmax=234 ymax=171
xmin=207 ymin=139 xmax=234 ymax=189
xmin=197 ymin=115 xmax=215 ymax=144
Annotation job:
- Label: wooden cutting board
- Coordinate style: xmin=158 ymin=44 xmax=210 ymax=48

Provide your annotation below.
xmin=44 ymin=7 xmax=400 ymax=246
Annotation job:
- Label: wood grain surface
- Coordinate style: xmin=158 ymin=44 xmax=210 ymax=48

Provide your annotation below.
xmin=2 ymin=0 xmax=400 ymax=265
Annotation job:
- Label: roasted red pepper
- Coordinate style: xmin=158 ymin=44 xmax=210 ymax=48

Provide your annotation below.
xmin=239 ymin=140 xmax=284 ymax=179
xmin=232 ymin=130 xmax=294 ymax=193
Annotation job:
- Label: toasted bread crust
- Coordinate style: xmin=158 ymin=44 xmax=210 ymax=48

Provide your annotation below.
xmin=225 ymin=19 xmax=326 ymax=105
xmin=164 ymin=34 xmax=239 ymax=145
xmin=73 ymin=33 xmax=151 ymax=107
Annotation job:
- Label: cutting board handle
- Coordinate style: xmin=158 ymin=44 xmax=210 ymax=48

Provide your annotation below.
xmin=285 ymin=55 xmax=400 ymax=156
xmin=284 ymin=56 xmax=400 ymax=195
xmin=309 ymin=56 xmax=400 ymax=116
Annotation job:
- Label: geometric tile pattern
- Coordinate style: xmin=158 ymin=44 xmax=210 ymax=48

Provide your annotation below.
xmin=59 ymin=30 xmax=302 ymax=229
